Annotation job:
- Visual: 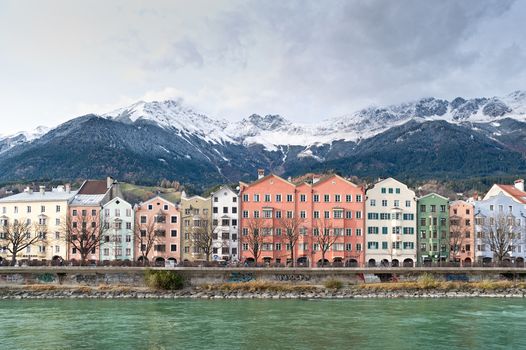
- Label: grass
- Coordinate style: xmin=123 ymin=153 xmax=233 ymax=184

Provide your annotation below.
xmin=121 ymin=183 xmax=181 ymax=203
xmin=324 ymin=279 xmax=344 ymax=290
xmin=357 ymin=275 xmax=526 ymax=292
xmin=144 ymin=269 xmax=184 ymax=290
xmin=201 ymin=281 xmax=318 ymax=293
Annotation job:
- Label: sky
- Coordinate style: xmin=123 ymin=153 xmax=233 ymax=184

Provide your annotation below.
xmin=1 ymin=0 xmax=525 ymax=134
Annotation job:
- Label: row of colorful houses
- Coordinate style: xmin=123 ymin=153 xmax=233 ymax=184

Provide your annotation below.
xmin=0 ymin=172 xmax=525 ymax=267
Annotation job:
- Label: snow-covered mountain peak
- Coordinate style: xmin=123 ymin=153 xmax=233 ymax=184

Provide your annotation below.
xmin=102 ymin=99 xmax=232 ymax=144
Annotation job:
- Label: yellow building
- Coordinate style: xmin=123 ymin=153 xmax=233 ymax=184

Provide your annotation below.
xmin=0 ymin=185 xmax=76 ymax=264
xmin=180 ymin=191 xmax=211 ymax=262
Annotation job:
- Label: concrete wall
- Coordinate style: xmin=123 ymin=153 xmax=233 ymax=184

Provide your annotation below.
xmin=0 ymin=267 xmax=525 ymax=287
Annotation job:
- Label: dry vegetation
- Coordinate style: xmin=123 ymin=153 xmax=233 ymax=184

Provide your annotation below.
xmin=200 ymin=281 xmax=318 ymax=293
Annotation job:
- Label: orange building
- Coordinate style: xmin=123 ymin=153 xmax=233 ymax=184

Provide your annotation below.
xmin=449 ymin=200 xmax=475 ymax=266
xmin=239 ymin=170 xmax=365 ymax=267
xmin=134 ymin=196 xmax=180 ymax=266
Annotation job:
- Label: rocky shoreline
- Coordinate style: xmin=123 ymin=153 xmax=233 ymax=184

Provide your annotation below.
xmin=1 ymin=287 xmax=525 ymax=300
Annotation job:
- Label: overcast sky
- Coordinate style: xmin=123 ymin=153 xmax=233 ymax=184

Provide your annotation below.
xmin=1 ymin=0 xmax=525 ymax=134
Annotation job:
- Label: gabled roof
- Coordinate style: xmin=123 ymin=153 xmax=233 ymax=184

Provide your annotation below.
xmin=494 ymin=184 xmax=526 ymax=204
xmin=240 ymin=173 xmax=294 ymax=189
xmin=140 ymin=195 xmax=176 ymax=208
xmin=312 ymin=174 xmax=359 ymax=188
xmin=103 ymin=196 xmax=131 ymax=208
xmin=418 ymin=192 xmax=449 ymax=201
xmin=77 ymin=180 xmax=109 ymax=195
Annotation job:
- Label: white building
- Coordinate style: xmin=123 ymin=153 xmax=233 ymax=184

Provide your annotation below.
xmin=211 ymin=186 xmax=239 ymax=262
xmin=474 ymin=192 xmax=526 ymax=264
xmin=365 ymin=178 xmax=417 ymax=267
xmin=0 ymin=185 xmax=76 ymax=264
xmin=100 ymin=197 xmax=134 ymax=261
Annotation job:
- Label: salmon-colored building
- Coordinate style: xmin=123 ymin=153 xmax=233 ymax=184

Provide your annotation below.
xmin=239 ymin=170 xmax=365 ymax=267
xmin=449 ymin=200 xmax=475 ymax=266
xmin=68 ymin=178 xmax=121 ymax=263
xmin=134 ymin=196 xmax=180 ymax=266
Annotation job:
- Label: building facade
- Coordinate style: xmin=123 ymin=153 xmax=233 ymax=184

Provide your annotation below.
xmin=449 ymin=200 xmax=475 ymax=266
xmin=0 ymin=185 xmax=76 ymax=263
xmin=365 ymin=178 xmax=417 ymax=267
xmin=474 ymin=193 xmax=526 ymax=265
xmin=211 ymin=186 xmax=239 ymax=262
xmin=417 ymin=193 xmax=450 ymax=265
xmin=134 ymin=196 xmax=180 ymax=266
xmin=100 ymin=197 xmax=134 ymax=261
xmin=181 ymin=192 xmax=212 ymax=261
xmin=68 ymin=178 xmax=120 ymax=263
xmin=239 ymin=171 xmax=365 ymax=267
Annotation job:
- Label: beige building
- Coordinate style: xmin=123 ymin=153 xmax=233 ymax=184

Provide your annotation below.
xmin=365 ymin=178 xmax=417 ymax=267
xmin=180 ymin=191 xmax=212 ymax=262
xmin=0 ymin=185 xmax=77 ymax=264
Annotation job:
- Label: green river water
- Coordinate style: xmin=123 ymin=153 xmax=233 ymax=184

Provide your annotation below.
xmin=0 ymin=298 xmax=524 ymax=349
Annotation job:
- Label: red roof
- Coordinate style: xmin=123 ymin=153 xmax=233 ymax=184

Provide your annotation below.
xmin=497 ymin=184 xmax=526 ymax=204
xmin=78 ymin=180 xmax=109 ymax=195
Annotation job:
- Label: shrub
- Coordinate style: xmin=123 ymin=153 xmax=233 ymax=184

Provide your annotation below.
xmin=324 ymin=279 xmax=344 ymax=290
xmin=417 ymin=274 xmax=440 ymax=289
xmin=145 ymin=269 xmax=184 ymax=290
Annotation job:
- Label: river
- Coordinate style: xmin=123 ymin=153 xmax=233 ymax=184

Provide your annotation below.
xmin=0 ymin=298 xmax=523 ymax=349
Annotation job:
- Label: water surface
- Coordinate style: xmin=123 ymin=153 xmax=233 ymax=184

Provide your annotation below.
xmin=0 ymin=298 xmax=523 ymax=349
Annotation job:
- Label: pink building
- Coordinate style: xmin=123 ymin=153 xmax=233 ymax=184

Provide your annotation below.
xmin=68 ymin=178 xmax=120 ymax=263
xmin=449 ymin=200 xmax=475 ymax=266
xmin=134 ymin=196 xmax=180 ymax=266
xmin=239 ymin=171 xmax=365 ymax=267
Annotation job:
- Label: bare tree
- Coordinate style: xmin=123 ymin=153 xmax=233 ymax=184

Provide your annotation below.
xmin=449 ymin=215 xmax=466 ymax=264
xmin=0 ymin=219 xmax=43 ymax=266
xmin=278 ymin=216 xmax=305 ymax=267
xmin=479 ymin=213 xmax=521 ymax=265
xmin=134 ymin=216 xmax=159 ymax=265
xmin=241 ymin=218 xmax=266 ymax=264
xmin=190 ymin=216 xmax=217 ymax=262
xmin=63 ymin=211 xmax=107 ymax=265
xmin=313 ymin=219 xmax=338 ymax=267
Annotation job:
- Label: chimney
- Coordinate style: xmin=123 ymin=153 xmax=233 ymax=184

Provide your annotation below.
xmin=313 ymin=177 xmax=320 ymax=184
xmin=65 ymin=184 xmax=71 ymax=193
xmin=24 ymin=187 xmax=33 ymax=194
xmin=56 ymin=185 xmax=65 ymax=192
xmin=514 ymin=179 xmax=524 ymax=192
xmin=107 ymin=176 xmax=114 ymax=189
xmin=257 ymin=169 xmax=265 ymax=180
xmin=39 ymin=186 xmax=45 ymax=195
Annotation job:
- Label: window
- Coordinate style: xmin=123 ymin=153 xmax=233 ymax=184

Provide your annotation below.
xmin=223 ymin=206 xmax=228 ymax=214
xmin=41 ymin=205 xmax=46 ymax=213
xmin=313 ymin=211 xmax=320 ymax=219
xmin=346 ymin=228 xmax=352 ymax=236
xmin=232 ymin=196 xmax=237 ymax=203
xmin=395 ymin=188 xmax=400 ymax=194
xmin=300 ymin=211 xmax=307 ymax=219
xmin=242 ymin=194 xmax=249 ymax=202
xmin=287 ymin=211 xmax=293 ymax=219
xmin=300 ymin=194 xmax=307 ymax=202
xmin=286 ymin=194 xmax=293 ymax=202
xmin=213 ymin=207 xmax=218 ymax=214
xmin=405 ymin=201 xmax=411 ymax=207
xmin=382 ymin=200 xmax=388 ymax=207
xmin=356 ymin=228 xmax=362 ymax=236
xmin=346 ymin=194 xmax=352 ymax=202
xmin=254 ymin=194 xmax=260 ymax=202
xmin=56 ymin=218 xmax=60 ymax=226
xmin=324 ymin=211 xmax=330 ymax=219
xmin=324 ymin=194 xmax=330 ymax=202
xmin=381 ymin=188 xmax=386 ymax=194
xmin=232 ymin=207 xmax=237 ymax=214
xmin=368 ymin=242 xmax=378 ymax=249
xmin=264 ymin=194 xmax=271 ymax=202
xmin=140 ymin=216 xmax=147 ymax=224
xmin=368 ymin=227 xmax=379 ymax=234
xmin=214 ymin=196 xmax=218 ymax=203
xmin=346 ymin=211 xmax=353 ymax=219
xmin=171 ymin=244 xmax=177 ymax=252
xmin=26 ymin=206 xmax=32 ymax=213
xmin=356 ymin=211 xmax=362 ymax=219
xmin=370 ymin=199 xmax=376 ymax=206
xmin=356 ymin=195 xmax=362 ymax=202
xmin=171 ymin=216 xmax=178 ymax=223
xmin=103 ymin=248 xmax=109 ymax=256
xmin=333 ymin=210 xmax=343 ymax=219
xmin=126 ymin=248 xmax=131 ymax=256
xmin=275 ymin=210 xmax=282 ymax=219
xmin=313 ymin=194 xmax=320 ymax=202
xmin=394 ymin=200 xmax=399 ymax=207
xmin=126 ymin=235 xmax=131 ymax=242
xmin=276 ymin=194 xmax=282 ymax=202
xmin=335 ymin=194 xmax=341 ymax=202
xmin=253 ymin=210 xmax=260 ymax=218
xmin=382 ymin=242 xmax=388 ymax=249
xmin=242 ymin=210 xmax=249 ymax=218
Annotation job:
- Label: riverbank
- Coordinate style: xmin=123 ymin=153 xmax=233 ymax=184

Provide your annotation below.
xmin=2 ymin=282 xmax=526 ymax=299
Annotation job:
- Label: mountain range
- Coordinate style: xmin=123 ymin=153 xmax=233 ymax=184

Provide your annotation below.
xmin=1 ymin=91 xmax=526 ymax=189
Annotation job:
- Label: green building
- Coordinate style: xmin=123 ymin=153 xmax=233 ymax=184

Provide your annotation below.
xmin=417 ymin=193 xmax=450 ymax=266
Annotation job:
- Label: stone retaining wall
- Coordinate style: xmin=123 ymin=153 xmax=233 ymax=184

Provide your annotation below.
xmin=0 ymin=267 xmax=525 ymax=287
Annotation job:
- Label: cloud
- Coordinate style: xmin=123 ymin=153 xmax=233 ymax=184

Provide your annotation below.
xmin=0 ymin=0 xmax=524 ymax=133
